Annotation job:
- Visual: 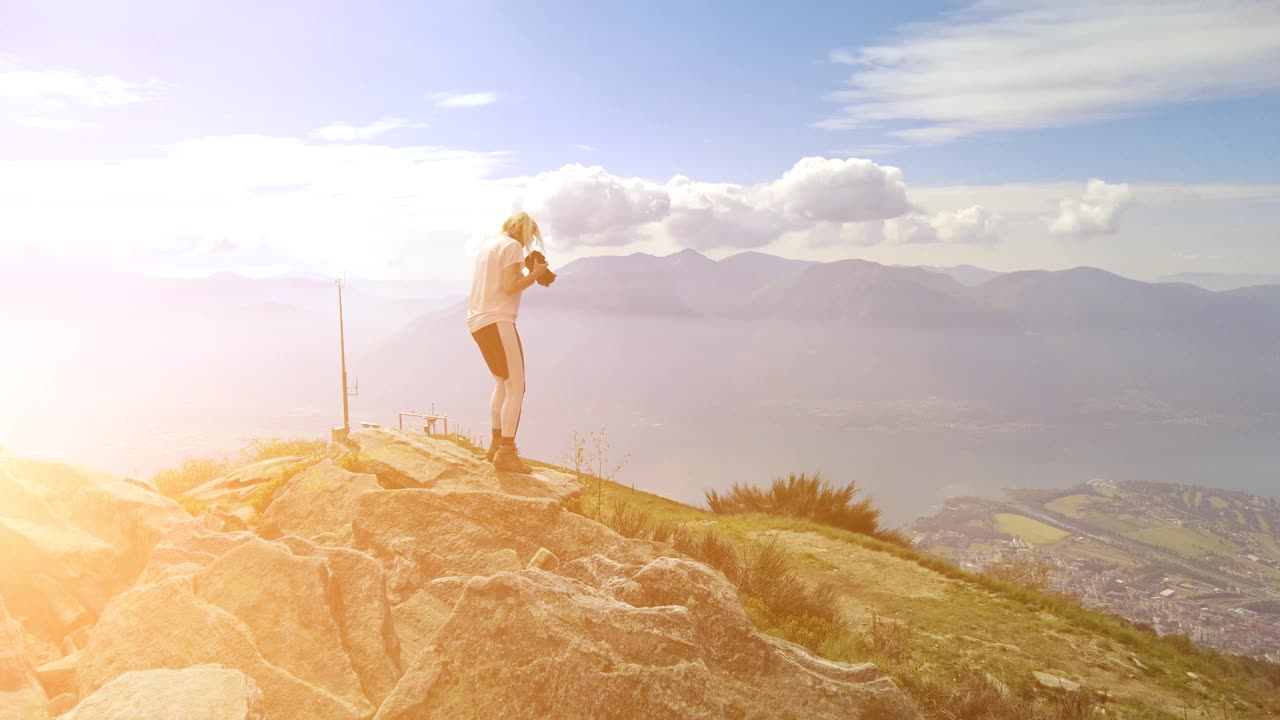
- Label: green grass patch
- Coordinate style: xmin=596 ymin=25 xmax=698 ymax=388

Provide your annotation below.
xmin=994 ymin=513 xmax=1071 ymax=545
xmin=1123 ymin=525 xmax=1238 ymax=559
xmin=1044 ymin=494 xmax=1101 ymax=520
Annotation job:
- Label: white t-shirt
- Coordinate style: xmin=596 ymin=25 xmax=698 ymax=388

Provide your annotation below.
xmin=466 ymin=234 xmax=526 ymax=333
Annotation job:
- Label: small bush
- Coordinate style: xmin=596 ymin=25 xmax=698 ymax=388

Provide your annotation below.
xmin=239 ymin=437 xmax=328 ymax=463
xmin=982 ymin=553 xmax=1055 ymax=593
xmin=246 ymin=457 xmax=321 ymax=520
xmin=153 ymin=458 xmax=230 ymax=497
xmin=704 ymin=472 xmax=906 ymax=545
xmin=175 ymin=495 xmax=211 ymax=516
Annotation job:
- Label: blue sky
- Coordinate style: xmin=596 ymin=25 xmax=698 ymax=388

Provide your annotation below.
xmin=2 ymin=0 xmax=1279 ymax=284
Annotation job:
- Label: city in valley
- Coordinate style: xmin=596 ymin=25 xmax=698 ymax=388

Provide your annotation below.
xmin=912 ymin=479 xmax=1280 ymax=662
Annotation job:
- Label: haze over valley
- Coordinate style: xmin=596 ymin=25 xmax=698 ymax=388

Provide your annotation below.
xmin=5 ymin=249 xmax=1279 ymax=524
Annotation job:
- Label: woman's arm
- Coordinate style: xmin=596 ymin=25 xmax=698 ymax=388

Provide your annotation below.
xmin=501 ymin=260 xmax=548 ymax=295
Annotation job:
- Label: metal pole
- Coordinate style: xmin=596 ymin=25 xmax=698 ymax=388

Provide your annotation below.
xmin=338 ymin=279 xmax=350 ymax=433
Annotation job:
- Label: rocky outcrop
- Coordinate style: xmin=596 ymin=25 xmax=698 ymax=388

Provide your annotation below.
xmin=0 ymin=455 xmax=186 ymax=645
xmin=344 ymin=428 xmax=580 ymax=501
xmin=349 ymin=488 xmax=670 ymax=602
xmin=62 ymin=666 xmax=264 ymax=720
xmin=182 ymin=456 xmax=306 ymax=526
xmin=28 ymin=430 xmax=917 ymax=718
xmin=0 ymin=595 xmax=48 ymax=720
xmin=374 ymin=561 xmax=916 ymax=720
xmin=258 ymin=461 xmax=380 ymax=544
xmin=77 ymin=575 xmax=365 ymax=720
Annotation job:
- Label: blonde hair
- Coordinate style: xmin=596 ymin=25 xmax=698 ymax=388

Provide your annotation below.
xmin=502 ymin=211 xmax=543 ymax=249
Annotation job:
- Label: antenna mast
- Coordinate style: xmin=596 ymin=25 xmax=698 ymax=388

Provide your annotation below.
xmin=333 ymin=278 xmax=352 ymax=442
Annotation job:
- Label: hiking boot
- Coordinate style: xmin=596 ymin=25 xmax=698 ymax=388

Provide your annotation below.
xmin=492 ymin=444 xmax=532 ymax=474
xmin=484 ymin=437 xmax=501 ymax=462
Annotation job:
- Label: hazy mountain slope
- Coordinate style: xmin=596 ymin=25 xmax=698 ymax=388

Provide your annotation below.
xmin=582 ymin=470 xmax=1280 ymax=719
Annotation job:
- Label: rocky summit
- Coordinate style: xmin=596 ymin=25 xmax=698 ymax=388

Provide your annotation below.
xmin=0 ymin=429 xmax=918 ymax=719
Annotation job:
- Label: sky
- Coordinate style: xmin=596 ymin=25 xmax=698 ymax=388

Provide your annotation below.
xmin=2 ymin=0 xmax=1279 ymax=287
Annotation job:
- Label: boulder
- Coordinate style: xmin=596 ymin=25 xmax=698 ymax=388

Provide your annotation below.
xmin=181 ymin=456 xmax=306 ymax=526
xmin=344 ymin=428 xmax=580 ymax=501
xmin=0 ymin=455 xmax=185 ymax=643
xmin=1033 ymin=671 xmax=1081 ymax=693
xmin=351 ymin=489 xmax=669 ymax=601
xmin=0 ymin=595 xmax=48 ymax=720
xmin=61 ymin=666 xmax=264 ymax=720
xmin=277 ymin=537 xmax=403 ymax=706
xmin=375 ymin=563 xmax=919 ymax=720
xmin=133 ymin=522 xmax=259 ymax=586
xmin=390 ymin=589 xmax=452 ymax=667
xmin=258 ymin=461 xmax=380 ymax=544
xmin=527 ymin=547 xmax=560 ymax=571
xmin=77 ymin=575 xmax=365 ymax=720
xmin=193 ymin=539 xmax=375 ymax=716
xmin=35 ymin=652 xmax=77 ymax=702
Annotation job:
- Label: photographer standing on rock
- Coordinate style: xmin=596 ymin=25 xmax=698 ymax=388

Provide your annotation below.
xmin=466 ymin=211 xmax=552 ymax=473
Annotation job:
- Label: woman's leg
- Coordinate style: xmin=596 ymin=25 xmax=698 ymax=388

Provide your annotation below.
xmin=489 ymin=375 xmax=506 ymax=433
xmin=495 ymin=322 xmax=526 ymax=441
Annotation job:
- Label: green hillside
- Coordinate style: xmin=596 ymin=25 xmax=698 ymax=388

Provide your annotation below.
xmin=535 ymin=459 xmax=1280 ymax=719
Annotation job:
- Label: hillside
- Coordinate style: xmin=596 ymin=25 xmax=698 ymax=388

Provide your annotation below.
xmin=568 ymin=464 xmax=1280 ymax=719
xmin=4 ymin=431 xmax=1276 ymax=718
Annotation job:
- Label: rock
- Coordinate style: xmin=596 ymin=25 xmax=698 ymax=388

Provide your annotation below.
xmin=527 ymin=547 xmax=560 ymax=571
xmin=133 ymin=522 xmax=258 ymax=587
xmin=277 ymin=537 xmax=403 ymax=706
xmin=258 ymin=461 xmax=381 ymax=544
xmin=0 ymin=595 xmax=49 ymax=720
xmin=351 ymin=489 xmax=669 ymax=600
xmin=47 ymin=693 xmax=76 ymax=716
xmin=193 ymin=538 xmax=375 ymax=716
xmin=0 ymin=456 xmax=186 ymax=643
xmin=391 ymin=590 xmax=452 ymax=666
xmin=78 ymin=576 xmax=366 ymax=720
xmin=375 ymin=563 xmax=919 ymax=720
xmin=1033 ymin=671 xmax=1081 ymax=693
xmin=345 ymin=428 xmax=580 ymax=501
xmin=182 ymin=456 xmax=306 ymax=526
xmin=35 ymin=652 xmax=77 ymax=701
xmin=62 ymin=666 xmax=265 ymax=720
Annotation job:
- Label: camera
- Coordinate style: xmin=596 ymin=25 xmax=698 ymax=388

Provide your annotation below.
xmin=525 ymin=250 xmax=556 ymax=286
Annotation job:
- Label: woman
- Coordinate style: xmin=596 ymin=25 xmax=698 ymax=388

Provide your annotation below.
xmin=467 ymin=211 xmax=551 ymax=473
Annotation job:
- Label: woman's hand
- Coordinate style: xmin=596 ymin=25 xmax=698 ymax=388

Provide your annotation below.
xmin=529 ymin=259 xmax=550 ymax=281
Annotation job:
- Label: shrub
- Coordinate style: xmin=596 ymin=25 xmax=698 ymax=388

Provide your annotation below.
xmin=239 ymin=437 xmax=327 ymax=463
xmin=982 ymin=553 xmax=1056 ymax=593
xmin=704 ymin=472 xmax=907 ymax=544
xmin=153 ymin=458 xmax=230 ymax=497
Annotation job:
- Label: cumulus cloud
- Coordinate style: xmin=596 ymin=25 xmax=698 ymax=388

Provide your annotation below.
xmin=886 ymin=205 xmax=1003 ymax=245
xmin=1050 ymin=179 xmax=1134 ymax=236
xmin=0 ymin=63 xmax=166 ymax=130
xmin=818 ymin=0 xmax=1280 ymax=143
xmin=519 ymin=157 xmax=911 ymax=250
xmin=312 ymin=117 xmax=423 ymax=142
xmin=432 ymin=91 xmax=498 ymax=108
xmin=770 ymin=157 xmax=909 ymax=223
xmin=519 ymin=164 xmax=671 ymax=244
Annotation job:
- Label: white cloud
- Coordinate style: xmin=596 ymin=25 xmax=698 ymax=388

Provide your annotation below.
xmin=819 ymin=0 xmax=1280 ymax=142
xmin=312 ymin=117 xmax=423 ymax=142
xmin=517 ymin=157 xmax=911 ymax=250
xmin=519 ymin=164 xmax=671 ymax=245
xmin=574 ymin=144 xmax=596 ymax=152
xmin=770 ymin=156 xmax=909 ymax=223
xmin=1050 ymin=179 xmax=1134 ymax=236
xmin=432 ymin=91 xmax=498 ymax=108
xmin=884 ymin=205 xmax=1003 ymax=245
xmin=0 ymin=64 xmax=166 ymax=130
